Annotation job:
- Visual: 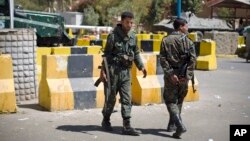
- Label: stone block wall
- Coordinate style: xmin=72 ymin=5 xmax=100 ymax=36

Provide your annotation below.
xmin=204 ymin=31 xmax=238 ymax=55
xmin=0 ymin=29 xmax=37 ymax=101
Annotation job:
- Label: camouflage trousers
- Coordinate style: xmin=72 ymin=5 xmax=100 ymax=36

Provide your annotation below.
xmin=163 ymin=75 xmax=188 ymax=127
xmin=102 ymin=66 xmax=132 ymax=120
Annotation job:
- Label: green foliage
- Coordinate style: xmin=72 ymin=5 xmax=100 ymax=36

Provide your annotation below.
xmin=82 ymin=6 xmax=99 ymax=26
xmin=93 ymin=0 xmax=151 ymax=26
xmin=182 ymin=0 xmax=203 ymax=14
xmin=14 ymin=0 xmax=205 ymax=31
xmin=15 ymin=0 xmax=48 ymax=11
xmin=171 ymin=0 xmax=203 ymax=15
xmin=106 ymin=0 xmax=132 ymax=25
xmin=88 ymin=0 xmax=171 ymax=30
xmin=105 ymin=0 xmax=151 ymax=25
xmin=15 ymin=0 xmax=72 ymax=12
xmin=142 ymin=0 xmax=171 ymax=30
xmin=94 ymin=0 xmax=120 ymax=26
xmin=217 ymin=8 xmax=233 ymax=19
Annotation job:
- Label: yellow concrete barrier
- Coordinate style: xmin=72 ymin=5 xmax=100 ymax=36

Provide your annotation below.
xmin=89 ymin=35 xmax=97 ymax=40
xmin=0 ymin=54 xmax=17 ymax=113
xmin=196 ymin=55 xmax=217 ymax=70
xmin=39 ymin=54 xmax=118 ymax=111
xmin=136 ymin=34 xmax=151 ymax=49
xmin=157 ymin=31 xmax=168 ymax=37
xmin=67 ymin=28 xmax=74 ymax=39
xmin=101 ymin=34 xmax=108 ymax=40
xmin=77 ymin=38 xmax=90 ymax=46
xmin=39 ymin=55 xmax=74 ymax=111
xmin=140 ymin=40 xmax=161 ymax=52
xmin=52 ymin=47 xmax=71 ymax=55
xmin=196 ymin=40 xmax=217 ymax=70
xmin=188 ymin=32 xmax=198 ymax=42
xmin=153 ymin=40 xmax=161 ymax=52
xmin=238 ymin=36 xmax=245 ymax=48
xmin=87 ymin=46 xmax=102 ymax=54
xmin=184 ymin=77 xmax=200 ymax=102
xmin=136 ymin=34 xmax=151 ymax=40
xmin=199 ymin=40 xmax=216 ymax=56
xmin=152 ymin=34 xmax=165 ymax=40
xmin=131 ymin=53 xmax=199 ymax=104
xmin=50 ymin=46 xmax=102 ymax=55
xmin=36 ymin=48 xmax=52 ymax=83
xmin=102 ymin=40 xmax=107 ymax=49
xmin=132 ymin=53 xmax=162 ymax=105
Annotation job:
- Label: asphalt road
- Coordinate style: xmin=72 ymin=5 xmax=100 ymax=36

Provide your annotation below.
xmin=1 ymin=57 xmax=250 ymax=141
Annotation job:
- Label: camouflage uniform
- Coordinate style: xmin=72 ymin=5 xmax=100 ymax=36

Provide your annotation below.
xmin=102 ymin=24 xmax=144 ymax=135
xmin=159 ymin=31 xmax=196 ymax=137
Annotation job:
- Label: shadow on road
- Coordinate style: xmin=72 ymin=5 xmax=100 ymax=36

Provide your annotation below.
xmin=56 ymin=125 xmax=174 ymax=138
xmin=56 ymin=125 xmax=123 ymax=135
xmin=18 ymin=104 xmax=47 ymax=111
xmin=137 ymin=128 xmax=174 ymax=138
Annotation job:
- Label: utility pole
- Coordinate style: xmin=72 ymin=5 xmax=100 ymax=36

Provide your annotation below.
xmin=9 ymin=0 xmax=14 ymax=29
xmin=177 ymin=0 xmax=181 ymax=18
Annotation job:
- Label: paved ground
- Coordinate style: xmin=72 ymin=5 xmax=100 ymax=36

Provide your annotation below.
xmin=1 ymin=57 xmax=250 ymax=141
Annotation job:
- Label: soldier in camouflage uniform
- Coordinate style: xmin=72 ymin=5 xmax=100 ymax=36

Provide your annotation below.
xmin=99 ymin=11 xmax=147 ymax=136
xmin=159 ymin=18 xmax=196 ymax=139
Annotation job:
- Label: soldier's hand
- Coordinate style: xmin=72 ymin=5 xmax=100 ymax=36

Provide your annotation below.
xmin=170 ymin=74 xmax=179 ymax=85
xmin=141 ymin=68 xmax=147 ymax=78
xmin=179 ymin=77 xmax=188 ymax=84
xmin=100 ymin=69 xmax=107 ymax=82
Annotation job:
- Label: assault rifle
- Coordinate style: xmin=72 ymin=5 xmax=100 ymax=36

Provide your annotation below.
xmin=179 ymin=63 xmax=196 ymax=93
xmin=94 ymin=57 xmax=111 ymax=113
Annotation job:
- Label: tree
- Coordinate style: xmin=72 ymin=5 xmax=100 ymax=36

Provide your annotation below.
xmin=15 ymin=0 xmax=73 ymax=12
xmin=94 ymin=0 xmax=120 ymax=26
xmin=217 ymin=7 xmax=234 ymax=27
xmin=82 ymin=6 xmax=99 ymax=26
xmin=142 ymin=0 xmax=171 ymax=31
xmin=106 ymin=0 xmax=132 ymax=26
xmin=15 ymin=0 xmax=48 ymax=11
xmin=104 ymin=0 xmax=151 ymax=27
xmin=130 ymin=0 xmax=151 ymax=26
xmin=171 ymin=0 xmax=203 ymax=15
xmin=217 ymin=8 xmax=233 ymax=19
xmin=182 ymin=0 xmax=203 ymax=14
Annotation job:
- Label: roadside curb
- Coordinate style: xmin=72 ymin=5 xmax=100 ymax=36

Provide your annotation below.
xmin=216 ymin=54 xmax=238 ymax=58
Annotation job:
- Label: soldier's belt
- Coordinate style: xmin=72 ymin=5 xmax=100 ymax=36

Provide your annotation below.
xmin=172 ymin=66 xmax=180 ymax=69
xmin=110 ymin=60 xmax=132 ymax=69
xmin=121 ymin=54 xmax=134 ymax=61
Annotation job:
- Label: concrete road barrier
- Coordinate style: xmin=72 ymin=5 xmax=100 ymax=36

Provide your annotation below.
xmin=0 ymin=54 xmax=17 ymax=113
xmin=196 ymin=40 xmax=217 ymax=70
xmin=39 ymin=54 xmax=118 ymax=111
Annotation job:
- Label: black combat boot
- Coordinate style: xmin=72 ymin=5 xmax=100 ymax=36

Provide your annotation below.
xmin=101 ymin=116 xmax=113 ymax=131
xmin=166 ymin=119 xmax=176 ymax=132
xmin=122 ymin=119 xmax=141 ymax=136
xmin=172 ymin=114 xmax=186 ymax=139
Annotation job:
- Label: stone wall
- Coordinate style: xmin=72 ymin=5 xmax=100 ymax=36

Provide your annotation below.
xmin=204 ymin=31 xmax=238 ymax=55
xmin=0 ymin=29 xmax=37 ymax=101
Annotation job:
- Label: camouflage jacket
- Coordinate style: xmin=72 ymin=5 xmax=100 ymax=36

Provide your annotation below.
xmin=159 ymin=31 xmax=196 ymax=80
xmin=103 ymin=24 xmax=144 ymax=70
